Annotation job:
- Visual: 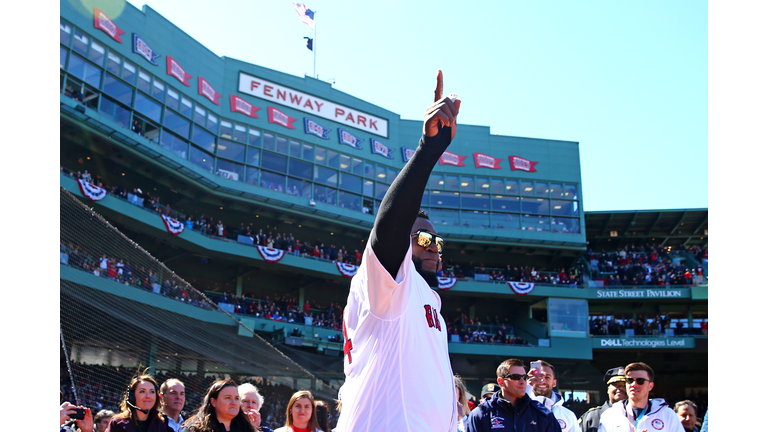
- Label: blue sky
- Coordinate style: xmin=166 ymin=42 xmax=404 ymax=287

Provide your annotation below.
xmin=118 ymin=0 xmax=708 ymax=212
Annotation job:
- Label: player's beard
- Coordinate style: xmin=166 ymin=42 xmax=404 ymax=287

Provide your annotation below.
xmin=413 ymin=256 xmax=439 ymax=287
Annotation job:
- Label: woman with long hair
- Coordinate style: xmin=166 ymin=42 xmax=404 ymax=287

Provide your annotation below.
xmin=181 ymin=380 xmax=255 ymax=432
xmin=274 ymin=391 xmax=321 ymax=432
xmin=454 ymin=374 xmax=471 ymax=432
xmin=105 ymin=372 xmax=167 ymax=432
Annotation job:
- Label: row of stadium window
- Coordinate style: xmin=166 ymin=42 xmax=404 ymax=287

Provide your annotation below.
xmin=60 ymin=24 xmax=581 ymax=233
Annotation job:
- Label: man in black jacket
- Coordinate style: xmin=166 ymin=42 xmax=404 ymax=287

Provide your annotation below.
xmin=465 ymin=358 xmax=558 ymax=432
xmin=578 ymin=367 xmax=627 ymax=432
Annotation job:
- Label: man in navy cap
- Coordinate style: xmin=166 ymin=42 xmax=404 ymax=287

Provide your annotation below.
xmin=578 ymin=366 xmax=627 ymax=432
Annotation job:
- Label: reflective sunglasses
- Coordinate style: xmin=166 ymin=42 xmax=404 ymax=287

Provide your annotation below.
xmin=411 ymin=230 xmax=445 ymax=254
xmin=625 ymin=377 xmax=650 ymax=385
xmin=502 ymin=373 xmax=529 ymax=381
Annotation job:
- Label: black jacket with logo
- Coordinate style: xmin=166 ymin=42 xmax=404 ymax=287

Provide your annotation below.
xmin=465 ymin=391 xmax=559 ymax=432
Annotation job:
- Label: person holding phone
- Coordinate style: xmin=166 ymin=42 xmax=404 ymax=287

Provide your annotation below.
xmin=526 ymin=360 xmax=579 ymax=432
xmin=465 ymin=358 xmax=559 ymax=432
xmin=336 ymin=70 xmax=461 ymax=432
xmin=598 ymin=362 xmax=684 ymax=432
xmin=60 ymin=401 xmax=94 ymax=432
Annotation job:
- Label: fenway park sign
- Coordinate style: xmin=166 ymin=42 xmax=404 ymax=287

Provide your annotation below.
xmin=238 ymin=72 xmax=388 ymax=137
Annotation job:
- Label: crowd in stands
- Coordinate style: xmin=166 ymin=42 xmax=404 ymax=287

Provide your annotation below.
xmin=214 ymin=292 xmax=344 ymax=332
xmin=589 ymin=314 xmax=708 ymax=337
xmin=445 ymin=313 xmax=532 ymax=346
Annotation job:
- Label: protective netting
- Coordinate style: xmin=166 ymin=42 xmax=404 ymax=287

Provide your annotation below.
xmin=59 ymin=187 xmax=338 ymax=429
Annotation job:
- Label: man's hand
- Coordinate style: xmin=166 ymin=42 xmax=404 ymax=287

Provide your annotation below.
xmin=423 ymin=70 xmax=461 ymax=141
xmin=245 ymin=408 xmax=262 ymax=428
xmin=75 ymin=407 xmax=94 ymax=432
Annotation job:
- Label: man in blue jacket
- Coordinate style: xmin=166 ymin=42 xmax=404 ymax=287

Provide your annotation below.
xmin=465 ymin=358 xmax=559 ymax=432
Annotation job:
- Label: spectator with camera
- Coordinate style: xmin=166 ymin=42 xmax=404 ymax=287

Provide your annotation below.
xmin=61 ymin=399 xmax=94 ymax=432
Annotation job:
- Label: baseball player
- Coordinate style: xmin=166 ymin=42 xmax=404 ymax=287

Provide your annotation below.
xmin=335 ymin=70 xmax=461 ymax=432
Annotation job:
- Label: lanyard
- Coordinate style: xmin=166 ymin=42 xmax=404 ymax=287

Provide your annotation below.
xmin=634 ymin=404 xmax=649 ymax=431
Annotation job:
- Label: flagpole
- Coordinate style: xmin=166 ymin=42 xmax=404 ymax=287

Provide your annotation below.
xmin=313 ymin=10 xmax=317 ymax=78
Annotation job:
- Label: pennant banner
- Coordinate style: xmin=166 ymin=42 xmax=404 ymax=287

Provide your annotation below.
xmin=439 ymin=150 xmax=467 ymax=167
xmin=94 ymin=8 xmax=126 ymax=43
xmin=161 ymin=215 xmax=185 ymax=236
xmin=474 ymin=152 xmax=503 ymax=169
xmin=257 ymin=245 xmax=286 ymax=263
xmin=77 ymin=179 xmax=107 ymax=201
xmin=371 ymin=138 xmax=394 ymax=159
xmin=166 ymin=56 xmax=192 ymax=86
xmin=304 ymin=118 xmax=331 ymax=139
xmin=437 ymin=277 xmax=458 ymax=290
xmin=335 ymin=262 xmax=359 ymax=278
xmin=132 ymin=33 xmax=160 ymax=65
xmin=198 ymin=77 xmax=222 ymax=105
xmin=509 ymin=155 xmax=539 ymax=172
xmin=268 ymin=106 xmax=298 ymax=129
xmin=402 ymin=147 xmax=416 ymax=162
xmin=338 ymin=129 xmax=363 ymax=149
xmin=508 ymin=281 xmax=535 ymax=295
xmin=230 ymin=95 xmax=261 ymax=118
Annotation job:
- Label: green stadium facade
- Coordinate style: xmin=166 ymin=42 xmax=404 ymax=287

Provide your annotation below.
xmin=60 ymin=0 xmax=707 ymax=417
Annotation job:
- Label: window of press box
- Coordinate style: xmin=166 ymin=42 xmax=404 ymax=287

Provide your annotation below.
xmin=460 ymin=211 xmax=489 ymax=228
xmin=521 ymin=197 xmax=549 ymax=215
xmin=60 ymin=20 xmax=72 ymax=46
xmin=339 ymin=173 xmax=362 ymax=194
xmin=314 ymin=166 xmax=338 ymax=187
xmin=340 ymin=154 xmax=351 ymax=172
xmin=551 ymin=200 xmax=579 ymax=217
xmin=121 ymin=62 xmax=136 ymax=86
xmin=220 ymin=121 xmax=233 ymax=139
xmin=477 ymin=177 xmax=490 ymax=192
xmin=106 ymin=52 xmax=121 ymax=75
xmin=206 ymin=113 xmax=218 ymax=134
xmin=134 ymin=92 xmax=162 ymax=124
xmin=64 ymin=78 xmax=98 ymax=109
xmin=194 ymin=105 xmax=206 ymax=126
xmin=216 ymin=140 xmax=246 ymax=163
xmin=245 ymin=167 xmax=260 ymax=186
xmin=288 ymin=159 xmax=313 ymax=181
xmin=67 ymin=54 xmax=102 ymax=89
xmin=550 ymin=183 xmax=564 ymax=199
xmin=302 ymin=143 xmax=314 ymax=161
xmin=552 ymin=217 xmax=580 ymax=234
xmin=462 ymin=194 xmax=490 ymax=210
xmin=387 ymin=167 xmax=399 ymax=184
xmin=521 ymin=181 xmax=535 ymax=196
xmin=548 ymin=298 xmax=588 ymax=338
xmin=276 ymin=136 xmax=288 ymax=154
xmin=430 ymin=209 xmax=459 ymax=227
xmin=536 ymin=182 xmax=550 ymax=198
xmin=287 ymin=177 xmax=312 ymax=198
xmin=564 ymin=184 xmax=578 ymax=200
xmin=261 ymin=151 xmax=288 ymax=174
xmin=363 ymin=180 xmax=374 ymax=197
xmin=375 ymin=182 xmax=388 ymax=200
xmin=430 ymin=190 xmax=460 ymax=208
xmin=248 ymin=128 xmax=261 ymax=146
xmin=138 ymin=70 xmax=152 ymax=94
xmin=180 ymin=96 xmax=193 ymax=118
xmin=289 ymin=140 xmax=302 ymax=158
xmin=191 ymin=125 xmax=216 ymax=154
xmin=60 ymin=46 xmax=68 ymax=69
xmin=263 ymin=133 xmax=275 ymax=151
xmin=216 ymin=160 xmax=244 ymax=182
xmin=99 ymin=96 xmax=131 ymax=129
xmin=260 ymin=171 xmax=286 ymax=192
xmin=152 ymin=80 xmax=165 ymax=102
xmin=72 ymin=30 xmax=89 ymax=56
xmin=190 ymin=145 xmax=214 ymax=173
xmin=232 ymin=124 xmax=247 ymax=142
xmin=364 ymin=162 xmax=375 ymax=179
xmin=352 ymin=158 xmax=363 ymax=175
xmin=445 ymin=175 xmax=460 ymax=191
xmin=338 ymin=191 xmax=361 ymax=211
xmin=491 ymin=178 xmax=505 ymax=194
xmin=160 ymin=131 xmax=189 ymax=160
xmin=245 ymin=147 xmax=260 ymax=167
xmin=491 ymin=213 xmax=521 ymax=230
xmin=505 ymin=179 xmax=520 ymax=195
xmin=522 ymin=215 xmax=549 ymax=232
xmin=89 ymin=41 xmax=105 ymax=66
xmin=103 ymin=74 xmax=133 ymax=107
xmin=327 ymin=150 xmax=339 ymax=168
xmin=313 ymin=186 xmax=336 ymax=205
xmin=492 ymin=195 xmax=520 ymax=212
xmin=134 ymin=115 xmax=160 ymax=143
xmin=460 ymin=176 xmax=475 ymax=192
xmin=375 ymin=164 xmax=386 ymax=181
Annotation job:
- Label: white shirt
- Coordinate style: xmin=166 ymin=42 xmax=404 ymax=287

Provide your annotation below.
xmin=526 ymin=386 xmax=578 ymax=432
xmin=166 ymin=413 xmax=184 ymax=432
xmin=598 ymin=399 xmax=685 ymax=432
xmin=336 ymin=241 xmax=457 ymax=432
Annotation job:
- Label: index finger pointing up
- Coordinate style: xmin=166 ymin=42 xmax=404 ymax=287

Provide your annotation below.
xmin=434 ymin=69 xmax=443 ymax=103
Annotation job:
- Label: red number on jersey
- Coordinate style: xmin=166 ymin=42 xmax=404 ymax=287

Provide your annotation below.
xmin=424 ymin=304 xmax=435 ymax=328
xmin=343 ymin=319 xmax=353 ymax=363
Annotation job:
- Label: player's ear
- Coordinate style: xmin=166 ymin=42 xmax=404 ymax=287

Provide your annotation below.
xmin=648 ymin=381 xmax=654 ymax=392
xmin=496 ymin=377 xmax=503 ymax=387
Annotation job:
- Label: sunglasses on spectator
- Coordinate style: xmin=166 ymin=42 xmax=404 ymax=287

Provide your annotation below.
xmin=411 ymin=230 xmax=445 ymax=254
xmin=502 ymin=373 xmax=529 ymax=381
xmin=625 ymin=377 xmax=651 ymax=385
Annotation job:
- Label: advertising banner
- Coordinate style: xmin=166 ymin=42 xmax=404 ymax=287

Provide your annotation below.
xmin=594 ymin=337 xmax=695 ymax=349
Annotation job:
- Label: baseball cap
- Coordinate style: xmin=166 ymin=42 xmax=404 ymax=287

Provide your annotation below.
xmin=604 ymin=366 xmax=626 ymax=385
xmin=481 ymin=383 xmax=500 ymax=397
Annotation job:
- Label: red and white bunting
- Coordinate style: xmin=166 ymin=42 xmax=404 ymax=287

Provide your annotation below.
xmin=77 ymin=178 xmax=107 ymax=201
xmin=161 ymin=215 xmax=185 ymax=236
xmin=257 ymin=245 xmax=285 ymax=263
xmin=335 ymin=262 xmax=359 ymax=278
xmin=437 ymin=277 xmax=457 ymax=290
xmin=508 ymin=281 xmax=535 ymax=295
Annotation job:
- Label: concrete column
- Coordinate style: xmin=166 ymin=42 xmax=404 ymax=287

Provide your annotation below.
xmin=236 ymin=276 xmax=243 ymax=297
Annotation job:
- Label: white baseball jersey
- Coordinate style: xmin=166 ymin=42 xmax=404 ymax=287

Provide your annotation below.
xmin=336 ymin=241 xmax=457 ymax=432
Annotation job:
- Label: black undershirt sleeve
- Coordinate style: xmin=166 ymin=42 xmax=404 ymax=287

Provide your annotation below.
xmin=370 ymin=126 xmax=453 ymax=279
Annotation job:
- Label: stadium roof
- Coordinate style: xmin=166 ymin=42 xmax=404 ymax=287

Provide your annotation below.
xmin=584 ymin=208 xmax=708 ymax=250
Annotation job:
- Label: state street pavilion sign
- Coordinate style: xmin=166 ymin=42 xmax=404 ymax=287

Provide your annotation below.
xmin=592 ymin=288 xmax=689 ymax=299
xmin=238 ymin=72 xmax=388 ymax=138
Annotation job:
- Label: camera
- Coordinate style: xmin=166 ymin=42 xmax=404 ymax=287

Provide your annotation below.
xmin=70 ymin=408 xmax=86 ymax=420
